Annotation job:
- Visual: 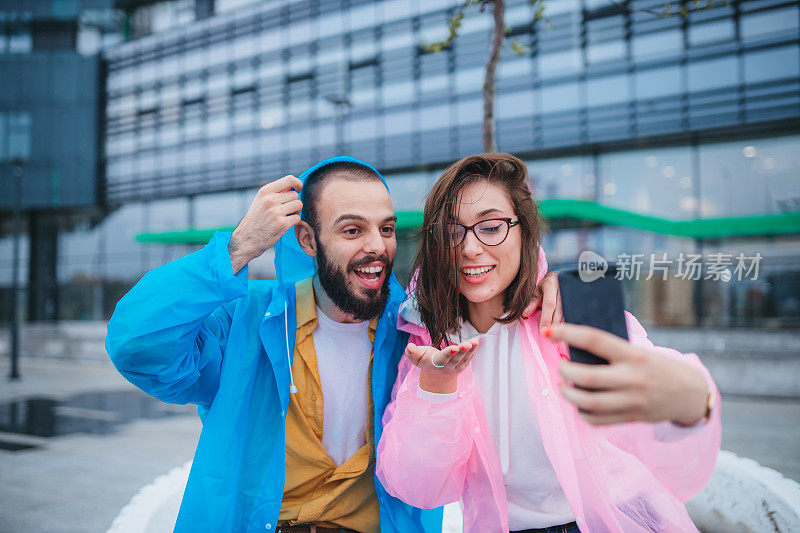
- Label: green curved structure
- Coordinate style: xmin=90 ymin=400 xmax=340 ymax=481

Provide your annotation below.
xmin=135 ymin=199 xmax=800 ymax=244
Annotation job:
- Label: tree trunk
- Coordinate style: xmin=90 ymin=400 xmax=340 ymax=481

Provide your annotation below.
xmin=483 ymin=0 xmax=505 ymax=153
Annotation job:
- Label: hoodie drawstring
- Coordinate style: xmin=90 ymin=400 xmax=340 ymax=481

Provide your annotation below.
xmin=286 ymin=301 xmax=297 ymax=394
xmin=499 ymin=324 xmax=510 ymax=486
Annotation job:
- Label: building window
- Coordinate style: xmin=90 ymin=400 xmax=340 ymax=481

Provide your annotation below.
xmin=743 ymin=46 xmax=800 ymax=85
xmin=599 ymin=146 xmax=693 ymax=219
xmin=688 ymin=19 xmax=734 ymax=48
xmin=740 ymin=6 xmax=799 ymax=44
xmin=635 ymin=65 xmax=681 ymax=99
xmin=687 ymin=56 xmax=737 ymax=93
xmin=0 ymin=112 xmax=32 ymax=160
xmin=7 ymin=26 xmax=32 ymax=54
xmin=129 ymin=0 xmax=195 ymax=38
xmin=631 ymin=29 xmax=682 ymax=62
xmin=216 ymin=0 xmax=260 ymax=14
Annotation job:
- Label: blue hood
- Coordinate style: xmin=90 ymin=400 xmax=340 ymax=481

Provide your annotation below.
xmin=273 ymin=155 xmax=390 ymax=285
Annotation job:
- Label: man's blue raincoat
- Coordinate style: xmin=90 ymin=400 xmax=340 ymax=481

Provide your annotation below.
xmin=106 ymin=156 xmax=443 ymax=532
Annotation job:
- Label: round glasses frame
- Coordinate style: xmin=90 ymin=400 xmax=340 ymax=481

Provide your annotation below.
xmin=447 ymin=217 xmax=520 ymax=248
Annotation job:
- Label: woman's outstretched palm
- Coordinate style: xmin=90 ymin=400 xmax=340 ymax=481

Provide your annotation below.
xmin=404 ymin=338 xmax=479 ymax=394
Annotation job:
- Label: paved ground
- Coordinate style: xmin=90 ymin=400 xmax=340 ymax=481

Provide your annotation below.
xmin=0 ymin=359 xmax=200 ymax=533
xmin=717 ymin=394 xmax=800 ymax=482
xmin=1 ymin=357 xmax=798 ymax=533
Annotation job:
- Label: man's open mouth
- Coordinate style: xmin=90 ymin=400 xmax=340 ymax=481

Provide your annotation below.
xmin=352 ymin=263 xmax=386 ymax=289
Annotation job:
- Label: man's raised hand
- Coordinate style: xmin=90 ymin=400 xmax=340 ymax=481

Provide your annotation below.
xmin=522 ymin=271 xmax=564 ymax=333
xmin=229 ymin=175 xmax=304 ymax=274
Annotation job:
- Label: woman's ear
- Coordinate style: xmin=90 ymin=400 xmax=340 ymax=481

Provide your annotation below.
xmin=295 ymin=221 xmax=317 ymax=257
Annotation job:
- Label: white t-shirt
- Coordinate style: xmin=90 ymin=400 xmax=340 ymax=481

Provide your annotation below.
xmin=418 ymin=319 xmax=575 ymax=529
xmin=312 ymin=306 xmax=373 ymax=466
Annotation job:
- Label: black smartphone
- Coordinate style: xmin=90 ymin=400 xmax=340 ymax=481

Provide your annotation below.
xmin=556 ymin=266 xmax=629 ymax=365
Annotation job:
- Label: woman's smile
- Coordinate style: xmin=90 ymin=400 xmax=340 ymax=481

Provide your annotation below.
xmin=461 ymin=264 xmax=496 ymax=283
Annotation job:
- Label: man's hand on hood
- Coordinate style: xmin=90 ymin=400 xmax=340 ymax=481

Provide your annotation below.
xmin=229 ymin=175 xmax=304 ymax=275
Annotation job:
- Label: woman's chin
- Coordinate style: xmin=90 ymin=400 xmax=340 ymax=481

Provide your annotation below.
xmin=459 ymin=285 xmax=503 ymax=305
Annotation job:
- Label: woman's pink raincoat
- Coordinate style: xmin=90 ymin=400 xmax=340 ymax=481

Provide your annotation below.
xmin=376 ymin=248 xmax=721 ymax=532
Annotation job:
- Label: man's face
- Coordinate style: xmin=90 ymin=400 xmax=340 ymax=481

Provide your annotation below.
xmin=313 ymin=177 xmax=397 ymax=321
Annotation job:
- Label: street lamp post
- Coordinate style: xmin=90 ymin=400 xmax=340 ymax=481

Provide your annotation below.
xmin=9 ymin=157 xmax=24 ymax=380
xmin=324 ymin=94 xmax=351 ymax=155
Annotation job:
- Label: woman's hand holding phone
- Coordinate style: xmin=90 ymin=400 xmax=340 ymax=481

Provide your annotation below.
xmin=547 ymin=323 xmax=709 ymax=427
xmin=404 ymin=338 xmax=480 ymax=394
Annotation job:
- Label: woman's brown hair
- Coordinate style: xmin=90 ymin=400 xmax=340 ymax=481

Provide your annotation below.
xmin=413 ymin=153 xmax=546 ymax=348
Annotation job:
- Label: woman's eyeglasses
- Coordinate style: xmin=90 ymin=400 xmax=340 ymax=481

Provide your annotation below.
xmin=446 ymin=218 xmax=520 ymax=248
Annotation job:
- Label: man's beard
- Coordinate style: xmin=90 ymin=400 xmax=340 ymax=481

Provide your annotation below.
xmin=315 ymin=238 xmax=391 ymax=322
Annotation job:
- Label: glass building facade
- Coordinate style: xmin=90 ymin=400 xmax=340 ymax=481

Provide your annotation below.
xmin=0 ymin=0 xmax=124 ymax=321
xmin=101 ymin=0 xmax=800 ymax=201
xmin=3 ymin=0 xmax=799 ymax=327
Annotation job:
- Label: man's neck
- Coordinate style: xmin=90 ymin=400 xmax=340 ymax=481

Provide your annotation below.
xmin=312 ymin=275 xmax=363 ymax=324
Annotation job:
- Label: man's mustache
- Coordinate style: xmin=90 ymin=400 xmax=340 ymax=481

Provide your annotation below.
xmin=348 ymin=254 xmax=392 ymax=272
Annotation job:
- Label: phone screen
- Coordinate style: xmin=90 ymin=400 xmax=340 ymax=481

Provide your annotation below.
xmin=556 ymin=266 xmax=629 ymax=365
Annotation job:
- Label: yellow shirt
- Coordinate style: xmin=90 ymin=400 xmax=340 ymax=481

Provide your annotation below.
xmin=278 ymin=277 xmax=380 ymax=533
